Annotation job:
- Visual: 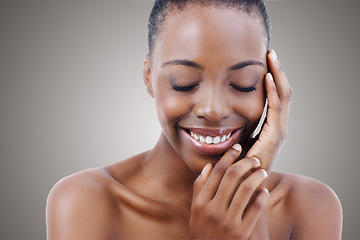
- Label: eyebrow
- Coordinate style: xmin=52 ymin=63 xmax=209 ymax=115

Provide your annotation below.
xmin=228 ymin=60 xmax=265 ymax=71
xmin=162 ymin=59 xmax=265 ymax=71
xmin=162 ymin=59 xmax=204 ymax=70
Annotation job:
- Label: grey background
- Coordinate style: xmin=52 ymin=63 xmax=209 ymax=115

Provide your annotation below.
xmin=0 ymin=0 xmax=359 ymax=239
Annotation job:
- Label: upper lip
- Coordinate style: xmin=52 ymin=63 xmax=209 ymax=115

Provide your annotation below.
xmin=181 ymin=127 xmax=242 ymax=137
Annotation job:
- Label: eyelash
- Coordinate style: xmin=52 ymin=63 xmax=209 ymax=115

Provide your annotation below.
xmin=229 ymin=84 xmax=256 ymax=93
xmin=171 ymin=84 xmax=198 ymax=92
xmin=171 ymin=84 xmax=256 ymax=93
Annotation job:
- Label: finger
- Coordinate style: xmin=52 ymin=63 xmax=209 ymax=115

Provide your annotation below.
xmin=227 ymin=169 xmax=268 ymax=219
xmin=212 ymin=157 xmax=261 ymax=209
xmin=247 ymin=73 xmax=281 ymax=161
xmin=264 ymin=72 xmax=281 ymax=129
xmin=192 ymin=163 xmax=213 ymax=202
xmin=268 ymin=50 xmax=292 ymax=139
xmin=267 ymin=50 xmax=292 ymax=103
xmin=197 ymin=144 xmax=242 ymax=201
xmin=240 ymin=187 xmax=270 ymax=232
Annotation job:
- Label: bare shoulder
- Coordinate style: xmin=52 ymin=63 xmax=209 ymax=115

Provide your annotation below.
xmin=46 ymin=167 xmax=116 ymax=207
xmin=46 ymin=153 xmax=147 ymax=239
xmin=46 ymin=167 xmax=120 ymax=239
xmin=270 ymin=172 xmax=343 ymax=240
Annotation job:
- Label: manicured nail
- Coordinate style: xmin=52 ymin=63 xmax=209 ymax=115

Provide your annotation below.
xmin=232 ymin=143 xmax=241 ymax=152
xmin=201 ymin=163 xmax=212 ymax=175
xmin=271 ymin=49 xmax=278 ymax=60
xmin=259 ymin=169 xmax=268 ymax=178
xmin=252 ymin=157 xmax=261 ymax=167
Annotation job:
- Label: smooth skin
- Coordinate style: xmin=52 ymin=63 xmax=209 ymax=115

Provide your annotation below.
xmin=46 ymin=4 xmax=342 ymax=240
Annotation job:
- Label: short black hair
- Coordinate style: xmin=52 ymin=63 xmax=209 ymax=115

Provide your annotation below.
xmin=147 ymin=0 xmax=271 ymax=56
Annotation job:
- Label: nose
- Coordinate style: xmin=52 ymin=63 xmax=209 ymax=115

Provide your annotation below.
xmin=193 ymin=87 xmax=232 ymax=122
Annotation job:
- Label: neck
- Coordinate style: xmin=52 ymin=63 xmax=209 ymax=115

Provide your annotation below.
xmin=142 ymin=133 xmax=198 ymax=208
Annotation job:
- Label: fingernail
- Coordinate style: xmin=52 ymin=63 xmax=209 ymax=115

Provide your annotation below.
xmin=252 ymin=157 xmax=261 ymax=167
xmin=259 ymin=169 xmax=268 ymax=178
xmin=201 ymin=163 xmax=212 ymax=175
xmin=263 ymin=188 xmax=269 ymax=194
xmin=266 ymin=72 xmax=273 ymax=81
xmin=271 ymin=50 xmax=278 ymax=60
xmin=232 ymin=143 xmax=241 ymax=152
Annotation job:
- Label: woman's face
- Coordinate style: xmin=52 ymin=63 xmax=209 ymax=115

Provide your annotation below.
xmin=144 ymin=5 xmax=268 ymax=172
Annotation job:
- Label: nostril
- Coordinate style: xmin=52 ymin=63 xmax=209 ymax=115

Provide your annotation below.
xmin=193 ymin=103 xmax=232 ymax=122
xmin=192 ymin=87 xmax=232 ymax=122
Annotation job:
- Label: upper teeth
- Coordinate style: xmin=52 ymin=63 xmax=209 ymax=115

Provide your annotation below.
xmin=190 ymin=131 xmax=231 ymax=144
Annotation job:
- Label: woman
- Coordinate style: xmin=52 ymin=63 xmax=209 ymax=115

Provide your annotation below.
xmin=46 ymin=0 xmax=342 ymax=239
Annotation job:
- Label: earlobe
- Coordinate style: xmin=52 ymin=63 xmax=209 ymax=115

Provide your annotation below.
xmin=143 ymin=54 xmax=154 ymax=98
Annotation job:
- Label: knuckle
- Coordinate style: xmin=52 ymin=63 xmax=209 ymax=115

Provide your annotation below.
xmin=252 ymin=198 xmax=266 ymax=211
xmin=241 ymin=181 xmax=255 ymax=193
xmin=206 ymin=207 xmax=221 ymax=224
xmin=281 ymin=87 xmax=292 ymax=103
xmin=213 ymin=162 xmax=228 ymax=175
xmin=221 ymin=224 xmax=232 ymax=234
xmin=273 ymin=101 xmax=282 ymax=112
xmin=225 ymin=165 xmax=242 ymax=178
xmin=220 ymin=218 xmax=232 ymax=232
xmin=192 ymin=200 xmax=206 ymax=213
xmin=287 ymin=86 xmax=293 ymax=101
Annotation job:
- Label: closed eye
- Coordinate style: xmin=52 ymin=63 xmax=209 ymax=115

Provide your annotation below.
xmin=171 ymin=84 xmax=198 ymax=92
xmin=229 ymin=84 xmax=256 ymax=93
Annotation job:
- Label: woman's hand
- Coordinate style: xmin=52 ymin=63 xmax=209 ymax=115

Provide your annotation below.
xmin=189 ymin=144 xmax=269 ymax=239
xmin=189 ymin=50 xmax=291 ymax=239
xmin=246 ymin=50 xmax=291 ymax=239
xmin=245 ymin=50 xmax=292 ymax=172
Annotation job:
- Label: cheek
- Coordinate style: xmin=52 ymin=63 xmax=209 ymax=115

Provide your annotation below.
xmin=155 ymin=90 xmax=191 ymax=132
xmin=233 ymin=90 xmax=266 ymax=127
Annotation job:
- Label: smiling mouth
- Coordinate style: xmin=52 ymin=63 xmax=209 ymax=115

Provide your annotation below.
xmin=181 ymin=127 xmax=242 ymax=155
xmin=187 ymin=130 xmax=232 ymax=145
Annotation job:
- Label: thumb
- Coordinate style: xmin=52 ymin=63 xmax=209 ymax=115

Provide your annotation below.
xmin=192 ymin=163 xmax=212 ymax=202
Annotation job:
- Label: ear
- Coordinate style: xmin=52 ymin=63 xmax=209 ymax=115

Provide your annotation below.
xmin=143 ymin=54 xmax=154 ymax=98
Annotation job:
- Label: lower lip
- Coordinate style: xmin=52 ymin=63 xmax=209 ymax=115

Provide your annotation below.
xmin=181 ymin=128 xmax=242 ymax=155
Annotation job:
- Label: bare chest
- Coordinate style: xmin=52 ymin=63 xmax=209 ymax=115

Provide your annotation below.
xmin=110 ymin=202 xmax=293 ymax=240
xmin=114 ymin=203 xmax=191 ymax=239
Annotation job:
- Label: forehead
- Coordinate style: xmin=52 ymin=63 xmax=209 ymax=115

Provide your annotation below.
xmin=152 ymin=4 xmax=267 ymax=65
